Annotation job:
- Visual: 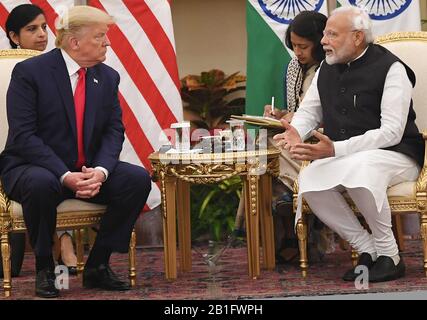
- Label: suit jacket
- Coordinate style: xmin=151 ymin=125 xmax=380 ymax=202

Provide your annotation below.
xmin=0 ymin=48 xmax=125 ymax=195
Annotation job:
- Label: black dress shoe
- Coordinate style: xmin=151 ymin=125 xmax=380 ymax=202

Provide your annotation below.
xmin=35 ymin=268 xmax=60 ymax=298
xmin=369 ymin=256 xmax=405 ymax=283
xmin=83 ymin=264 xmax=130 ymax=291
xmin=58 ymin=258 xmax=78 ymax=276
xmin=342 ymin=252 xmax=375 ymax=281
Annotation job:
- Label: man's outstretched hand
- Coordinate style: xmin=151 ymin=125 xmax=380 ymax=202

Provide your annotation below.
xmin=288 ymin=130 xmax=335 ymax=161
xmin=273 ymin=121 xmax=335 ymax=161
xmin=273 ymin=119 xmax=303 ymax=151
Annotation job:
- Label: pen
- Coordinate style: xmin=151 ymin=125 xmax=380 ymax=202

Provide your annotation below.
xmin=271 ymin=96 xmax=275 ymax=116
xmin=353 ymin=95 xmax=356 ymax=109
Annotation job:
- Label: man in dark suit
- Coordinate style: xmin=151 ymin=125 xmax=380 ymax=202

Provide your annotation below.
xmin=0 ymin=6 xmax=152 ymax=298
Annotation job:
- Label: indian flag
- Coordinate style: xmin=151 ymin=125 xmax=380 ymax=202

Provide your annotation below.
xmin=246 ymin=0 xmax=328 ymax=115
xmin=336 ymin=0 xmax=421 ymax=37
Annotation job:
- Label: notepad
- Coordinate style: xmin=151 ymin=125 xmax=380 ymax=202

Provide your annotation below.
xmin=165 ymin=148 xmax=203 ymax=154
xmin=230 ymin=114 xmax=283 ymax=129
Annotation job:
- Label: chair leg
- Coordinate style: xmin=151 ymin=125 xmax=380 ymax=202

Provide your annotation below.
xmin=392 ymin=215 xmax=405 ymax=252
xmin=75 ymin=228 xmax=85 ymax=275
xmin=1 ymin=231 xmax=11 ymax=297
xmin=129 ymin=229 xmax=137 ymax=287
xmin=351 ymin=248 xmax=359 ymax=267
xmin=296 ymin=217 xmax=308 ymax=278
xmin=339 ymin=239 xmax=350 ymax=251
xmin=421 ymin=213 xmax=427 ymax=277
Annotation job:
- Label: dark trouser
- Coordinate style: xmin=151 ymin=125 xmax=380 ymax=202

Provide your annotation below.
xmin=8 ymin=161 xmax=151 ymax=260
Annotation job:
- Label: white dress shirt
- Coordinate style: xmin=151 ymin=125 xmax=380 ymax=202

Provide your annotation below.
xmin=60 ymin=49 xmax=109 ymax=184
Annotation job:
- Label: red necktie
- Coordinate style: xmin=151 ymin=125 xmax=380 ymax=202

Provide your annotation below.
xmin=74 ymin=68 xmax=86 ymax=169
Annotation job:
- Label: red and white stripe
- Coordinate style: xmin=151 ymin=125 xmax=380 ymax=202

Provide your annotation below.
xmin=0 ymin=0 xmax=183 ymax=209
xmin=89 ymin=0 xmax=183 ymax=209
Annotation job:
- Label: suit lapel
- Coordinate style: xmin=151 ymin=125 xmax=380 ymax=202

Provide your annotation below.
xmin=50 ymin=49 xmax=77 ymax=140
xmin=84 ymin=67 xmax=99 ymax=153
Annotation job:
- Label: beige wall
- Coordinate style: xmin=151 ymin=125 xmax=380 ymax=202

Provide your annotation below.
xmin=171 ymin=0 xmax=247 ymax=78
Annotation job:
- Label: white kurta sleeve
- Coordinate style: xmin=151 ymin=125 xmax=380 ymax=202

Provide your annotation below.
xmin=290 ymin=69 xmax=323 ymax=141
xmin=333 ymin=62 xmax=413 ymax=157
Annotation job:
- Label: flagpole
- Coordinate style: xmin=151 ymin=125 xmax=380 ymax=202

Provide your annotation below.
xmin=327 ymin=0 xmax=336 ymax=14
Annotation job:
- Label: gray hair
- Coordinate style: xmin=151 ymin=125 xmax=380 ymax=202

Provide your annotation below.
xmin=331 ymin=6 xmax=374 ymax=44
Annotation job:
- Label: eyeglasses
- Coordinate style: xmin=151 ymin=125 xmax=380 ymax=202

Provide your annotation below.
xmin=322 ymin=29 xmax=359 ymax=40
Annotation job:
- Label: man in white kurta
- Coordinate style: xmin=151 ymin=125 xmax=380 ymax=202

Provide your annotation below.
xmin=273 ymin=6 xmax=423 ymax=283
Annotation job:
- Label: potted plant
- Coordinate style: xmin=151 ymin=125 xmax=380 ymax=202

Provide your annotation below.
xmin=181 ymin=69 xmax=246 ymax=131
xmin=180 ymin=70 xmax=246 ymax=242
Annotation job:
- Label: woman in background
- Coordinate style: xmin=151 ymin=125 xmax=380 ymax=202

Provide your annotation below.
xmin=234 ymin=11 xmax=333 ymax=263
xmin=2 ymin=4 xmax=77 ymax=277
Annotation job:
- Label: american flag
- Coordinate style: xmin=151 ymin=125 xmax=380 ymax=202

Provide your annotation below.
xmin=0 ymin=0 xmax=183 ymax=210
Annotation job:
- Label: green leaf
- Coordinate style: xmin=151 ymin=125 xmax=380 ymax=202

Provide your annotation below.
xmin=199 ymin=189 xmax=216 ymax=217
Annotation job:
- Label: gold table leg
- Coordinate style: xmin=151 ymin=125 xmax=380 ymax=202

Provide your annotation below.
xmin=177 ymin=180 xmax=191 ymax=272
xmin=162 ymin=176 xmax=177 ymax=280
xmin=1 ymin=231 xmax=11 ymax=297
xmin=244 ymin=174 xmax=260 ymax=279
xmin=128 ymin=229 xmax=137 ymax=287
xmin=75 ymin=228 xmax=84 ymax=275
xmin=297 ymin=217 xmax=308 ymax=278
xmin=259 ymin=174 xmax=275 ymax=270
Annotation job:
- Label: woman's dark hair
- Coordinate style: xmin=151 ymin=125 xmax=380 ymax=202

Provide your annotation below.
xmin=285 ymin=11 xmax=327 ymax=63
xmin=5 ymin=4 xmax=45 ymax=49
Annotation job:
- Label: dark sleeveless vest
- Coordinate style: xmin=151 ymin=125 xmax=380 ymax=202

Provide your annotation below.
xmin=317 ymin=44 xmax=424 ymax=167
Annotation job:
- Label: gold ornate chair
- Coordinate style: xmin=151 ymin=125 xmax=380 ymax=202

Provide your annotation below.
xmin=0 ymin=49 xmax=137 ymax=297
xmin=295 ymin=31 xmax=427 ymax=278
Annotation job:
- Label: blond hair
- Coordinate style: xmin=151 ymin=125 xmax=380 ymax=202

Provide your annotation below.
xmin=55 ymin=6 xmax=114 ymax=48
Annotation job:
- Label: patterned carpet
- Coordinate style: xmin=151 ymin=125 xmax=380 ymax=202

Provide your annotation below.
xmin=1 ymin=239 xmax=427 ymax=300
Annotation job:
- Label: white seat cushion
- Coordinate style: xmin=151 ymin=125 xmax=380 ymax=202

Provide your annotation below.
xmin=387 ymin=181 xmax=416 ymax=198
xmin=10 ymin=199 xmax=106 ymax=219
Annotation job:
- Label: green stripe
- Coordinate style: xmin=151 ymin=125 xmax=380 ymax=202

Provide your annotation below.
xmin=246 ymin=1 xmax=291 ymax=116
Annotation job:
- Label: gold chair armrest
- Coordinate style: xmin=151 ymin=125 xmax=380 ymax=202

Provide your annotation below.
xmin=0 ymin=182 xmax=11 ymax=216
xmin=416 ymin=129 xmax=427 ymax=193
xmin=292 ymin=160 xmax=310 ymax=194
xmin=0 ymin=182 xmax=12 ymax=234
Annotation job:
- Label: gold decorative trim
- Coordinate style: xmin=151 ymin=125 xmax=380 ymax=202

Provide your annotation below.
xmin=266 ymin=157 xmax=280 ymax=177
xmin=149 ymin=148 xmax=281 ymax=162
xmin=0 ymin=185 xmax=10 ymax=215
xmin=301 ymin=197 xmax=417 ymax=215
xmin=417 ymin=130 xmax=427 ymax=193
xmin=375 ymin=31 xmax=427 ymax=44
xmin=151 ymin=149 xmax=280 ymax=184
xmin=0 ymin=185 xmax=12 ymax=234
xmin=0 ymin=49 xmax=40 ymax=59
xmin=248 ymin=175 xmax=259 ymax=216
xmin=10 ymin=214 xmax=104 ymax=231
